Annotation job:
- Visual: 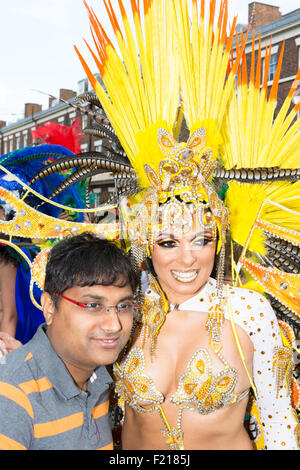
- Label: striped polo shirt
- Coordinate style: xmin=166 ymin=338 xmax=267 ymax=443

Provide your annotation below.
xmin=0 ymin=324 xmax=114 ymax=450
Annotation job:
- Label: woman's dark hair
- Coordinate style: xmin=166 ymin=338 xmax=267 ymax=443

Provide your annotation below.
xmin=44 ymin=232 xmax=138 ymax=302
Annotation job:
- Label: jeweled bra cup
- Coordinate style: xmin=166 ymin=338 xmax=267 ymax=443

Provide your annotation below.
xmin=114 ymin=347 xmax=164 ymax=414
xmin=114 ymin=346 xmax=249 ymax=449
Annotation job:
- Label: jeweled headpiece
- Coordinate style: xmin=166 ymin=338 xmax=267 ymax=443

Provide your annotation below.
xmin=122 ymin=127 xmax=229 ymax=254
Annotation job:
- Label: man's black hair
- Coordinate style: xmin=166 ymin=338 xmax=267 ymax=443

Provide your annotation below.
xmin=44 ymin=232 xmax=138 ymax=303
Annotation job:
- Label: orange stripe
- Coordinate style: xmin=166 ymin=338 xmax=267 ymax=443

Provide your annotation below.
xmin=255 ymin=32 xmax=262 ymax=90
xmin=74 ymin=46 xmax=102 ymax=87
xmin=25 ymin=352 xmax=33 ymax=362
xmin=33 ymin=412 xmax=84 ymax=438
xmin=269 ymin=40 xmax=285 ymax=101
xmin=97 ymin=442 xmax=114 ymax=450
xmin=0 ymin=382 xmax=34 ymax=419
xmin=19 ymin=377 xmax=53 ymax=395
xmin=92 ymin=400 xmax=109 ymax=419
xmin=250 ymin=30 xmax=255 ymax=84
xmin=0 ymin=433 xmax=27 ymax=450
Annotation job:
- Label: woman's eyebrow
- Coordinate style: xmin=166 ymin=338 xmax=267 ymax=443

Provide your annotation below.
xmin=156 ymin=234 xmax=176 ymax=240
xmin=156 ymin=231 xmax=213 ymax=242
xmin=192 ymin=231 xmax=214 ymax=239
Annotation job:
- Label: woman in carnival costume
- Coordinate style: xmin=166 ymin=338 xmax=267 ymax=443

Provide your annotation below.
xmin=73 ymin=0 xmax=300 ymax=450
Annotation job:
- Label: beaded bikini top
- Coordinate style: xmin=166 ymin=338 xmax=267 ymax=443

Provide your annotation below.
xmin=113 ymin=280 xmax=250 ymax=450
xmin=114 ymin=346 xmax=249 ymax=409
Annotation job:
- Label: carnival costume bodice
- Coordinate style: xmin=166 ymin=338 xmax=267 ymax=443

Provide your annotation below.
xmin=114 ymin=277 xmax=299 ymax=450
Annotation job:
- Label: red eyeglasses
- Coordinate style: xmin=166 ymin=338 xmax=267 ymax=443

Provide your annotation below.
xmin=54 ymin=292 xmax=139 ymax=315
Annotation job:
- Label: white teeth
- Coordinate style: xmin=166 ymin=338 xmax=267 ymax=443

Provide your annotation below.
xmin=171 ymin=271 xmax=198 ymax=283
xmin=102 ymin=339 xmax=115 ymax=343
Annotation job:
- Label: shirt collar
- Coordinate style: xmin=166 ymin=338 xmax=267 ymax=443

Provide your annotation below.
xmin=30 ymin=324 xmax=113 ymax=400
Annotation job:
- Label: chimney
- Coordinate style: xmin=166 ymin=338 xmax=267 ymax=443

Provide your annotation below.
xmin=248 ymin=2 xmax=281 ymax=29
xmin=59 ymin=89 xmax=76 ymax=102
xmin=49 ymin=96 xmax=55 ymax=108
xmin=0 ymin=120 xmax=6 ymax=128
xmin=25 ymin=103 xmax=42 ymax=118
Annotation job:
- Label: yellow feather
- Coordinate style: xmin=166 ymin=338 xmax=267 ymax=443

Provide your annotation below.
xmin=77 ymin=0 xmax=180 ymax=186
xmin=226 ymin=181 xmax=300 ymax=254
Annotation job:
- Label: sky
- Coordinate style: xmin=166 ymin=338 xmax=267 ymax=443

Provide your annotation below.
xmin=0 ymin=0 xmax=298 ymax=125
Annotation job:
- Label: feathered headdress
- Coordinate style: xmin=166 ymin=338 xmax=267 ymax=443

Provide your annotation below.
xmin=74 ymin=0 xmax=247 ymax=258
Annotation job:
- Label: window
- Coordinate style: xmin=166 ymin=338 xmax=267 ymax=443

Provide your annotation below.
xmin=268 ymin=54 xmax=277 ymax=82
xmin=23 ymin=132 xmax=28 ymax=148
xmin=82 ymin=114 xmax=88 ymax=129
xmin=78 ymin=79 xmax=89 ymax=95
xmin=95 ymin=139 xmax=103 ymax=152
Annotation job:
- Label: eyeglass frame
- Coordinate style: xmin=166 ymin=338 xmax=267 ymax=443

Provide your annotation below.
xmin=53 ymin=292 xmax=139 ymax=314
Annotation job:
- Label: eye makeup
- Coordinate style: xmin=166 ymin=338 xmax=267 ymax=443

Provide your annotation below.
xmin=155 ymin=231 xmax=216 ymax=248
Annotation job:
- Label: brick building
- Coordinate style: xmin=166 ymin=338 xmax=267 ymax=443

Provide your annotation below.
xmin=0 ymin=76 xmax=114 ymax=204
xmin=241 ymin=2 xmax=300 ymax=115
xmin=0 ymin=83 xmax=102 ymax=155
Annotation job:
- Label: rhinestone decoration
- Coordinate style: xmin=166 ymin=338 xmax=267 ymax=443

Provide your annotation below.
xmin=127 ymin=127 xmax=228 ymax=252
xmin=0 ymin=187 xmax=118 ymax=241
xmin=113 ymin=347 xmax=164 ymax=414
xmin=170 ymin=348 xmax=238 ymax=414
xmin=272 ymin=346 xmax=294 ymax=398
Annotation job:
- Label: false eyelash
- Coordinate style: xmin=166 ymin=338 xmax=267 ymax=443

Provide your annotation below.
xmin=156 ymin=239 xmax=177 ymax=247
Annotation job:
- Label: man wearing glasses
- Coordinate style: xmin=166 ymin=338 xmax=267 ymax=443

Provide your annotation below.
xmin=0 ymin=233 xmax=138 ymax=450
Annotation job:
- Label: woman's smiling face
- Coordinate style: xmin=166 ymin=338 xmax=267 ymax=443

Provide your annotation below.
xmin=151 ymin=216 xmax=217 ymax=305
